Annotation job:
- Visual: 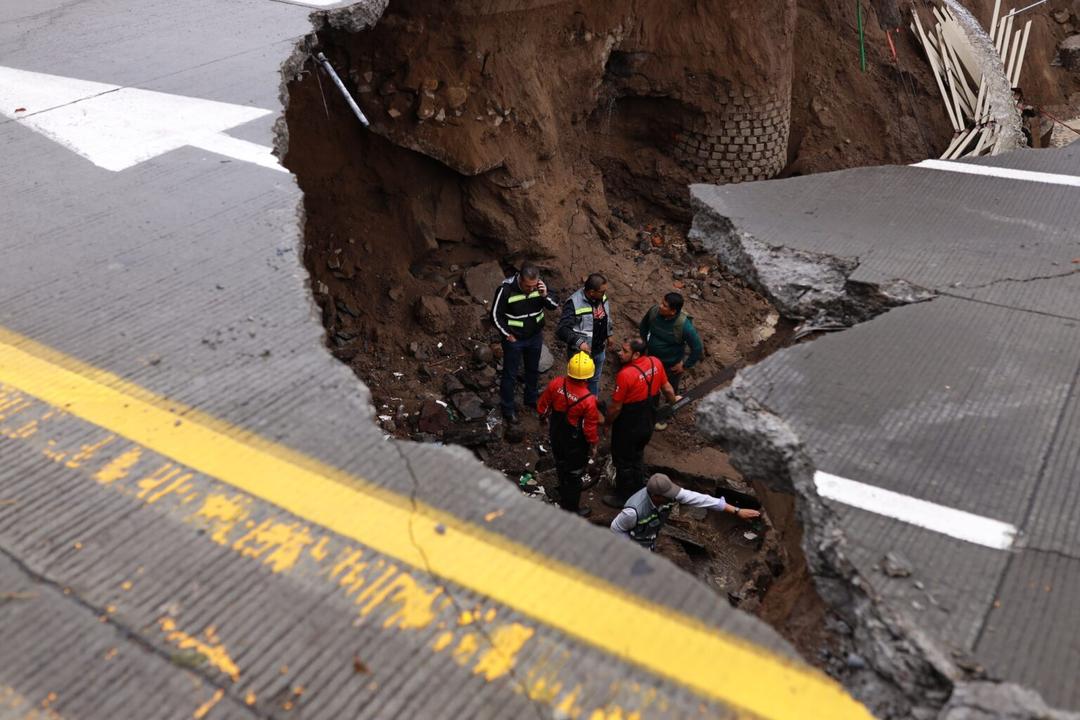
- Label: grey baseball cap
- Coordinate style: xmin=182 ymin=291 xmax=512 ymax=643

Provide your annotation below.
xmin=646 ymin=473 xmax=681 ymax=499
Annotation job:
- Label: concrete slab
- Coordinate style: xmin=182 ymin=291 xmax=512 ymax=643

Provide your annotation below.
xmin=692 ymin=147 xmax=1080 ymax=709
xmin=691 ymin=162 xmax=1080 ymax=299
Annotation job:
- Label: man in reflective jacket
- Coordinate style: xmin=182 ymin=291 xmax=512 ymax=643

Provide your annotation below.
xmin=491 ymin=263 xmax=559 ymax=423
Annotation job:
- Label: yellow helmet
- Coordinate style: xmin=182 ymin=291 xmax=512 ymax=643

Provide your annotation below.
xmin=567 ymin=351 xmax=595 ymax=380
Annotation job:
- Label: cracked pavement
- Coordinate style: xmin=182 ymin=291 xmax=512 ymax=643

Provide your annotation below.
xmin=691 ymin=144 xmax=1080 ymax=711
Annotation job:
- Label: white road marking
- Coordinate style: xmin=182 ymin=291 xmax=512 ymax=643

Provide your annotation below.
xmin=0 ymin=66 xmax=286 ymax=173
xmin=915 ymin=158 xmax=1080 ymax=187
xmin=814 ymin=471 xmax=1018 ymax=550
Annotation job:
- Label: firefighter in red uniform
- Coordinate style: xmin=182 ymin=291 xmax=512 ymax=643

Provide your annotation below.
xmin=537 ymin=352 xmax=603 ymax=517
xmin=603 ymin=338 xmax=680 ymax=507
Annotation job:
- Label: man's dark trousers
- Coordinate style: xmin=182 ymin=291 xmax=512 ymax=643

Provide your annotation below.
xmin=610 ymin=404 xmax=654 ymax=499
xmin=500 ymin=332 xmax=543 ymax=417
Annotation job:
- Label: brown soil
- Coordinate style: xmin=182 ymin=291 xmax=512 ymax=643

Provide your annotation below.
xmin=282 ymin=0 xmax=1080 ymax=679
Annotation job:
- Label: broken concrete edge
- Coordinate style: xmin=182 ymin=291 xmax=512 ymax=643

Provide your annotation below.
xmin=696 ymin=363 xmax=1076 ymax=718
xmin=687 ymin=186 xmax=934 ymax=328
xmin=271 ymin=2 xmax=387 ymax=431
xmin=939 ymin=0 xmax=1024 ymax=155
xmin=696 ymin=385 xmax=953 ymax=718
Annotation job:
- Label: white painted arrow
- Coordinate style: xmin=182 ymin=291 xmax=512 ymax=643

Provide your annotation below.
xmin=0 ymin=66 xmax=285 ymax=173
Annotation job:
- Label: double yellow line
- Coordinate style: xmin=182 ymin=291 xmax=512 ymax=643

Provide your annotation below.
xmin=0 ymin=326 xmax=870 ymax=720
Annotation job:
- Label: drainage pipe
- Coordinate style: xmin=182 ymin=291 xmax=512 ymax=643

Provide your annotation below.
xmin=315 ymin=52 xmax=370 ymax=127
xmin=940 ymin=0 xmax=1024 ymax=153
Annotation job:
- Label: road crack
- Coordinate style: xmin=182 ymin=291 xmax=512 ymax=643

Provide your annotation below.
xmin=0 ymin=542 xmax=262 ymax=719
xmin=390 ymin=441 xmax=547 ymax=720
xmin=950 ymin=267 xmax=1080 ymax=290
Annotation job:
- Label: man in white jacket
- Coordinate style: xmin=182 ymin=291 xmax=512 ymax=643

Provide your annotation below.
xmin=610 ymin=473 xmax=761 ymax=551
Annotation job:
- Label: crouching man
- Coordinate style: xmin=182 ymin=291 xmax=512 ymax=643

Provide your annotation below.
xmin=610 ymin=473 xmax=761 ymax=551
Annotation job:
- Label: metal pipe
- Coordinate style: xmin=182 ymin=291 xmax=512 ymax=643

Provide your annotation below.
xmin=1007 ymin=0 xmax=1050 ymax=18
xmin=315 ymin=52 xmax=369 ymax=127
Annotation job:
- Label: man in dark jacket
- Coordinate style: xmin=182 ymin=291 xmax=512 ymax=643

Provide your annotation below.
xmin=555 ymin=273 xmax=613 ymax=396
xmin=491 ymin=263 xmax=558 ymax=423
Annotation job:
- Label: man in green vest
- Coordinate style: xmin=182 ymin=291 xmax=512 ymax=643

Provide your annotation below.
xmin=639 ymin=292 xmax=704 ymax=428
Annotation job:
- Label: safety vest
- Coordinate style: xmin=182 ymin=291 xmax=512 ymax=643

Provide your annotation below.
xmin=568 ymin=288 xmax=611 ymax=349
xmin=493 ymin=275 xmax=551 ymax=339
xmin=626 ymin=487 xmax=674 ymax=550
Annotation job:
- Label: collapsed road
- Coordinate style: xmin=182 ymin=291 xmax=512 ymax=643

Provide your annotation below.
xmin=3 ymin=0 xmax=1080 ymax=718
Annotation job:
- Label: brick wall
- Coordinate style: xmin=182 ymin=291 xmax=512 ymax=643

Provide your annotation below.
xmin=673 ymin=89 xmax=790 ymax=183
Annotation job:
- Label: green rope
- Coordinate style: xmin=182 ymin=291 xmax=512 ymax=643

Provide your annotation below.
xmin=857 ymin=1 xmax=867 ymax=72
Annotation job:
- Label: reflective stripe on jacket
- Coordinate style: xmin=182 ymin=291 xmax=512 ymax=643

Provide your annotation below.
xmin=625 ymin=487 xmax=673 ymax=550
xmin=491 ymin=274 xmax=558 ymax=339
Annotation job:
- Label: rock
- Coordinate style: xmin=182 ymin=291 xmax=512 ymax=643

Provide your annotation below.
xmin=408 ymin=341 xmax=429 ymax=360
xmin=477 ymin=366 xmax=498 ymax=386
xmin=335 ymin=299 xmax=358 ymax=317
xmin=939 ymin=681 xmax=1079 ymax=720
xmin=1053 ymin=9 xmax=1071 ymax=23
xmin=1059 ymin=34 xmax=1080 ymax=71
xmin=845 ymin=653 xmax=867 ymax=670
xmin=445 ymin=86 xmax=468 ymax=109
xmin=881 ymin=551 xmax=914 ymax=578
xmin=387 ymin=107 xmax=402 ymax=119
xmin=472 ymin=344 xmax=494 ymax=367
xmin=443 ymin=426 xmax=492 ymax=447
xmin=443 ymin=373 xmax=466 ymax=395
xmin=417 ymin=95 xmax=437 ymax=120
xmin=538 ymin=343 xmax=555 ymax=373
xmin=684 ymin=506 xmax=707 ymax=521
xmin=387 ymin=286 xmax=405 ymax=302
xmin=421 ymin=77 xmax=440 ymax=92
xmin=435 ymin=108 xmax=446 ymax=122
xmin=463 ymin=261 xmax=506 ymax=303
xmin=452 ymin=392 xmax=487 ymax=421
xmin=378 ymin=80 xmax=397 ymax=96
xmin=380 ymin=418 xmax=397 ymax=434
xmin=417 ymin=399 xmax=450 ymax=435
xmin=414 ymin=295 xmax=452 ymax=334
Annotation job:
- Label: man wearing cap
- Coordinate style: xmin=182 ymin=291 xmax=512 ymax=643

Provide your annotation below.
xmin=537 ymin=352 xmax=604 ymax=517
xmin=610 ymin=473 xmax=761 ymax=550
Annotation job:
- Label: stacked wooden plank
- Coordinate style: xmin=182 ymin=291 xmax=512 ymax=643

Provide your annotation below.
xmin=911 ymin=2 xmax=1032 ymax=158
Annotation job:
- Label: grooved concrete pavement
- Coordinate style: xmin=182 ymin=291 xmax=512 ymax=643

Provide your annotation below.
xmin=693 ymin=144 xmax=1080 ymax=709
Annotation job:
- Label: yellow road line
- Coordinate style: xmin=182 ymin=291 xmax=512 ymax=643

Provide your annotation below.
xmin=0 ymin=326 xmax=871 ymax=720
